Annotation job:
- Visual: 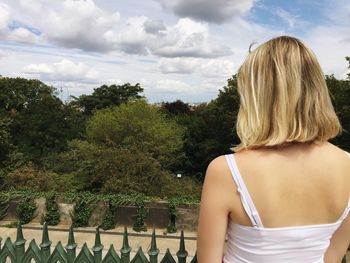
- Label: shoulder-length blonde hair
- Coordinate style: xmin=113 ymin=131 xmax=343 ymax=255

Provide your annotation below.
xmin=233 ymin=35 xmax=341 ymax=152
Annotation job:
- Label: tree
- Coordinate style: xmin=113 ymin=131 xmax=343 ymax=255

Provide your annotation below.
xmin=326 ymin=68 xmax=350 ymax=151
xmin=179 ymin=75 xmax=240 ymax=181
xmin=0 ymin=77 xmax=85 ymax=162
xmin=71 ymin=83 xmax=144 ymax=115
xmin=86 ymin=99 xmax=184 ymax=169
xmin=160 ymin=100 xmax=193 ymax=115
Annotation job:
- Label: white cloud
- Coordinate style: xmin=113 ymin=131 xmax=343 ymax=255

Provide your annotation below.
xmin=158 ymin=57 xmax=235 ymax=78
xmin=7 ymin=27 xmax=38 ymax=43
xmin=274 ymin=7 xmax=298 ymax=28
xmin=150 ymin=18 xmax=232 ymax=58
xmin=3 ymin=1 xmax=231 ymax=58
xmin=24 ymin=59 xmax=99 ymax=82
xmin=17 ymin=0 xmax=121 ymax=52
xmin=159 ymin=58 xmax=199 ymax=74
xmin=200 ymin=59 xmax=235 ymax=78
xmin=105 ymin=17 xmax=232 ymax=58
xmin=305 ymin=26 xmax=350 ymax=79
xmin=0 ymin=3 xmax=11 ymax=31
xmin=155 ymin=79 xmax=191 ymax=93
xmin=156 ymin=0 xmax=254 ymax=24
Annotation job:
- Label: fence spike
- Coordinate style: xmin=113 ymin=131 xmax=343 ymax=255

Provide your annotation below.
xmin=66 ymin=225 xmax=77 ymax=263
xmin=15 ymin=223 xmax=25 ymax=245
xmin=121 ymin=226 xmax=131 ymax=263
xmin=121 ymin=226 xmax=131 ymax=252
xmin=40 ymin=222 xmax=52 ymax=263
xmin=93 ymin=225 xmax=103 ymax=249
xmin=93 ymin=225 xmax=103 ymax=263
xmin=66 ymin=225 xmax=77 ymax=249
xmin=40 ymin=222 xmax=52 ymax=248
xmin=14 ymin=223 xmax=25 ymax=263
xmin=148 ymin=228 xmax=159 ymax=263
xmin=176 ymin=230 xmax=188 ymax=263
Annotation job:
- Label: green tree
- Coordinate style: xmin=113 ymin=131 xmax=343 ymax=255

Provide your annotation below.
xmin=71 ymin=83 xmax=144 ymax=115
xmin=42 ymin=100 xmax=201 ymax=197
xmin=0 ymin=77 xmax=85 ymax=162
xmin=86 ymin=99 xmax=184 ymax=169
xmin=177 ymin=75 xmax=240 ymax=181
xmin=326 ymin=63 xmax=350 ymax=151
xmin=160 ymin=100 xmax=193 ymax=116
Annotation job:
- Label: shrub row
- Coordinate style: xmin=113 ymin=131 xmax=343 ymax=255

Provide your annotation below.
xmin=0 ymin=190 xmax=199 ymax=232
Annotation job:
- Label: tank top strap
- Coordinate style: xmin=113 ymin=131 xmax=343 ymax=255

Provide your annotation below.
xmin=225 ymin=154 xmax=264 ymax=228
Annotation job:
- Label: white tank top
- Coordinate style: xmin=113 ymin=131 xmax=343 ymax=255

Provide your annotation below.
xmin=222 ymin=153 xmax=350 ymax=263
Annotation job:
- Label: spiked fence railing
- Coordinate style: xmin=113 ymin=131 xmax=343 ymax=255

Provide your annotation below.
xmin=0 ymin=223 xmax=197 ymax=263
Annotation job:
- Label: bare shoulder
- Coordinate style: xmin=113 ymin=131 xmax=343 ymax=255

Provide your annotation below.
xmin=205 ymin=155 xmax=230 ymax=181
xmin=201 ymin=154 xmax=236 ymax=210
xmin=204 ymin=154 xmax=236 ymax=190
xmin=322 ymin=142 xmax=350 ymax=166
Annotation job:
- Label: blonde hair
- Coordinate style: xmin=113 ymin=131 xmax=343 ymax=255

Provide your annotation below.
xmin=233 ymin=35 xmax=341 ymax=152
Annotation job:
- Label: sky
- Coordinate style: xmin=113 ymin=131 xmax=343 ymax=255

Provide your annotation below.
xmin=0 ymin=0 xmax=349 ymax=103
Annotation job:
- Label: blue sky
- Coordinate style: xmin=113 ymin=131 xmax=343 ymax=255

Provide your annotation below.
xmin=0 ymin=0 xmax=349 ymax=103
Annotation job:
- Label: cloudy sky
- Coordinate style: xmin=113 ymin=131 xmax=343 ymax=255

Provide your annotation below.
xmin=0 ymin=0 xmax=349 ymax=103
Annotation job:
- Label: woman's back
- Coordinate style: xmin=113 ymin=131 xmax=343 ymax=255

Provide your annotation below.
xmin=220 ymin=142 xmax=350 ymax=262
xmin=226 ymin=142 xmax=350 ymax=229
xmin=197 ymin=142 xmax=350 ymax=263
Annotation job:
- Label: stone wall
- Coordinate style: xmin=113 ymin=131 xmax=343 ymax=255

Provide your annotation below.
xmin=0 ymin=198 xmax=200 ymax=231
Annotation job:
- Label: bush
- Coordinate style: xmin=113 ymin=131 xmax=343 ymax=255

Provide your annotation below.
xmin=132 ymin=194 xmax=148 ymax=232
xmin=16 ymin=197 xmax=37 ymax=224
xmin=101 ymin=203 xmax=116 ymax=230
xmin=44 ymin=194 xmax=60 ymax=225
xmin=0 ymin=193 xmax=9 ymax=220
xmin=70 ymin=199 xmax=92 ymax=227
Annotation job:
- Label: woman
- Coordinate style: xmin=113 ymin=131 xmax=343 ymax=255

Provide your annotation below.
xmin=196 ymin=36 xmax=350 ymax=263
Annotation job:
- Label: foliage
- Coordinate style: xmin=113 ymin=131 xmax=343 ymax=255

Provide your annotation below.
xmin=86 ymin=99 xmax=184 ymax=169
xmin=44 ymin=193 xmax=60 ymax=225
xmin=0 ymin=77 xmax=85 ymax=162
xmin=70 ymin=199 xmax=93 ymax=228
xmin=16 ymin=197 xmax=37 ymax=224
xmin=166 ymin=199 xmax=178 ymax=233
xmin=0 ymin=116 xmax=13 ymax=164
xmin=326 ymin=72 xmax=350 ymax=151
xmin=165 ymin=195 xmax=199 ymax=233
xmin=101 ymin=202 xmax=116 ymax=230
xmin=173 ymin=75 xmax=240 ymax=181
xmin=3 ymin=221 xmax=19 ymax=228
xmin=71 ymin=83 xmax=144 ymax=115
xmin=132 ymin=194 xmax=148 ymax=232
xmin=160 ymin=100 xmax=193 ymax=116
xmin=2 ymin=162 xmax=75 ymax=192
xmin=0 ymin=192 xmax=9 ymax=220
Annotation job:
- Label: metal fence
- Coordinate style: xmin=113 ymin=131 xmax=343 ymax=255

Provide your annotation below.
xmin=0 ymin=223 xmax=197 ymax=263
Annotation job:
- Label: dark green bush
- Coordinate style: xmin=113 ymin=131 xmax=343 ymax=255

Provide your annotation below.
xmin=44 ymin=194 xmax=60 ymax=225
xmin=70 ymin=199 xmax=92 ymax=227
xmin=101 ymin=203 xmax=116 ymax=230
xmin=0 ymin=193 xmax=9 ymax=220
xmin=132 ymin=194 xmax=148 ymax=232
xmin=16 ymin=197 xmax=37 ymax=224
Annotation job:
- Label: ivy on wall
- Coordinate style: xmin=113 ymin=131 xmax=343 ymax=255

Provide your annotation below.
xmin=43 ymin=193 xmax=60 ymax=225
xmin=132 ymin=194 xmax=148 ymax=232
xmin=70 ymin=198 xmax=92 ymax=228
xmin=16 ymin=196 xmax=37 ymax=224
xmin=0 ymin=190 xmax=199 ymax=232
xmin=0 ymin=193 xmax=9 ymax=220
xmin=101 ymin=202 xmax=116 ymax=230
